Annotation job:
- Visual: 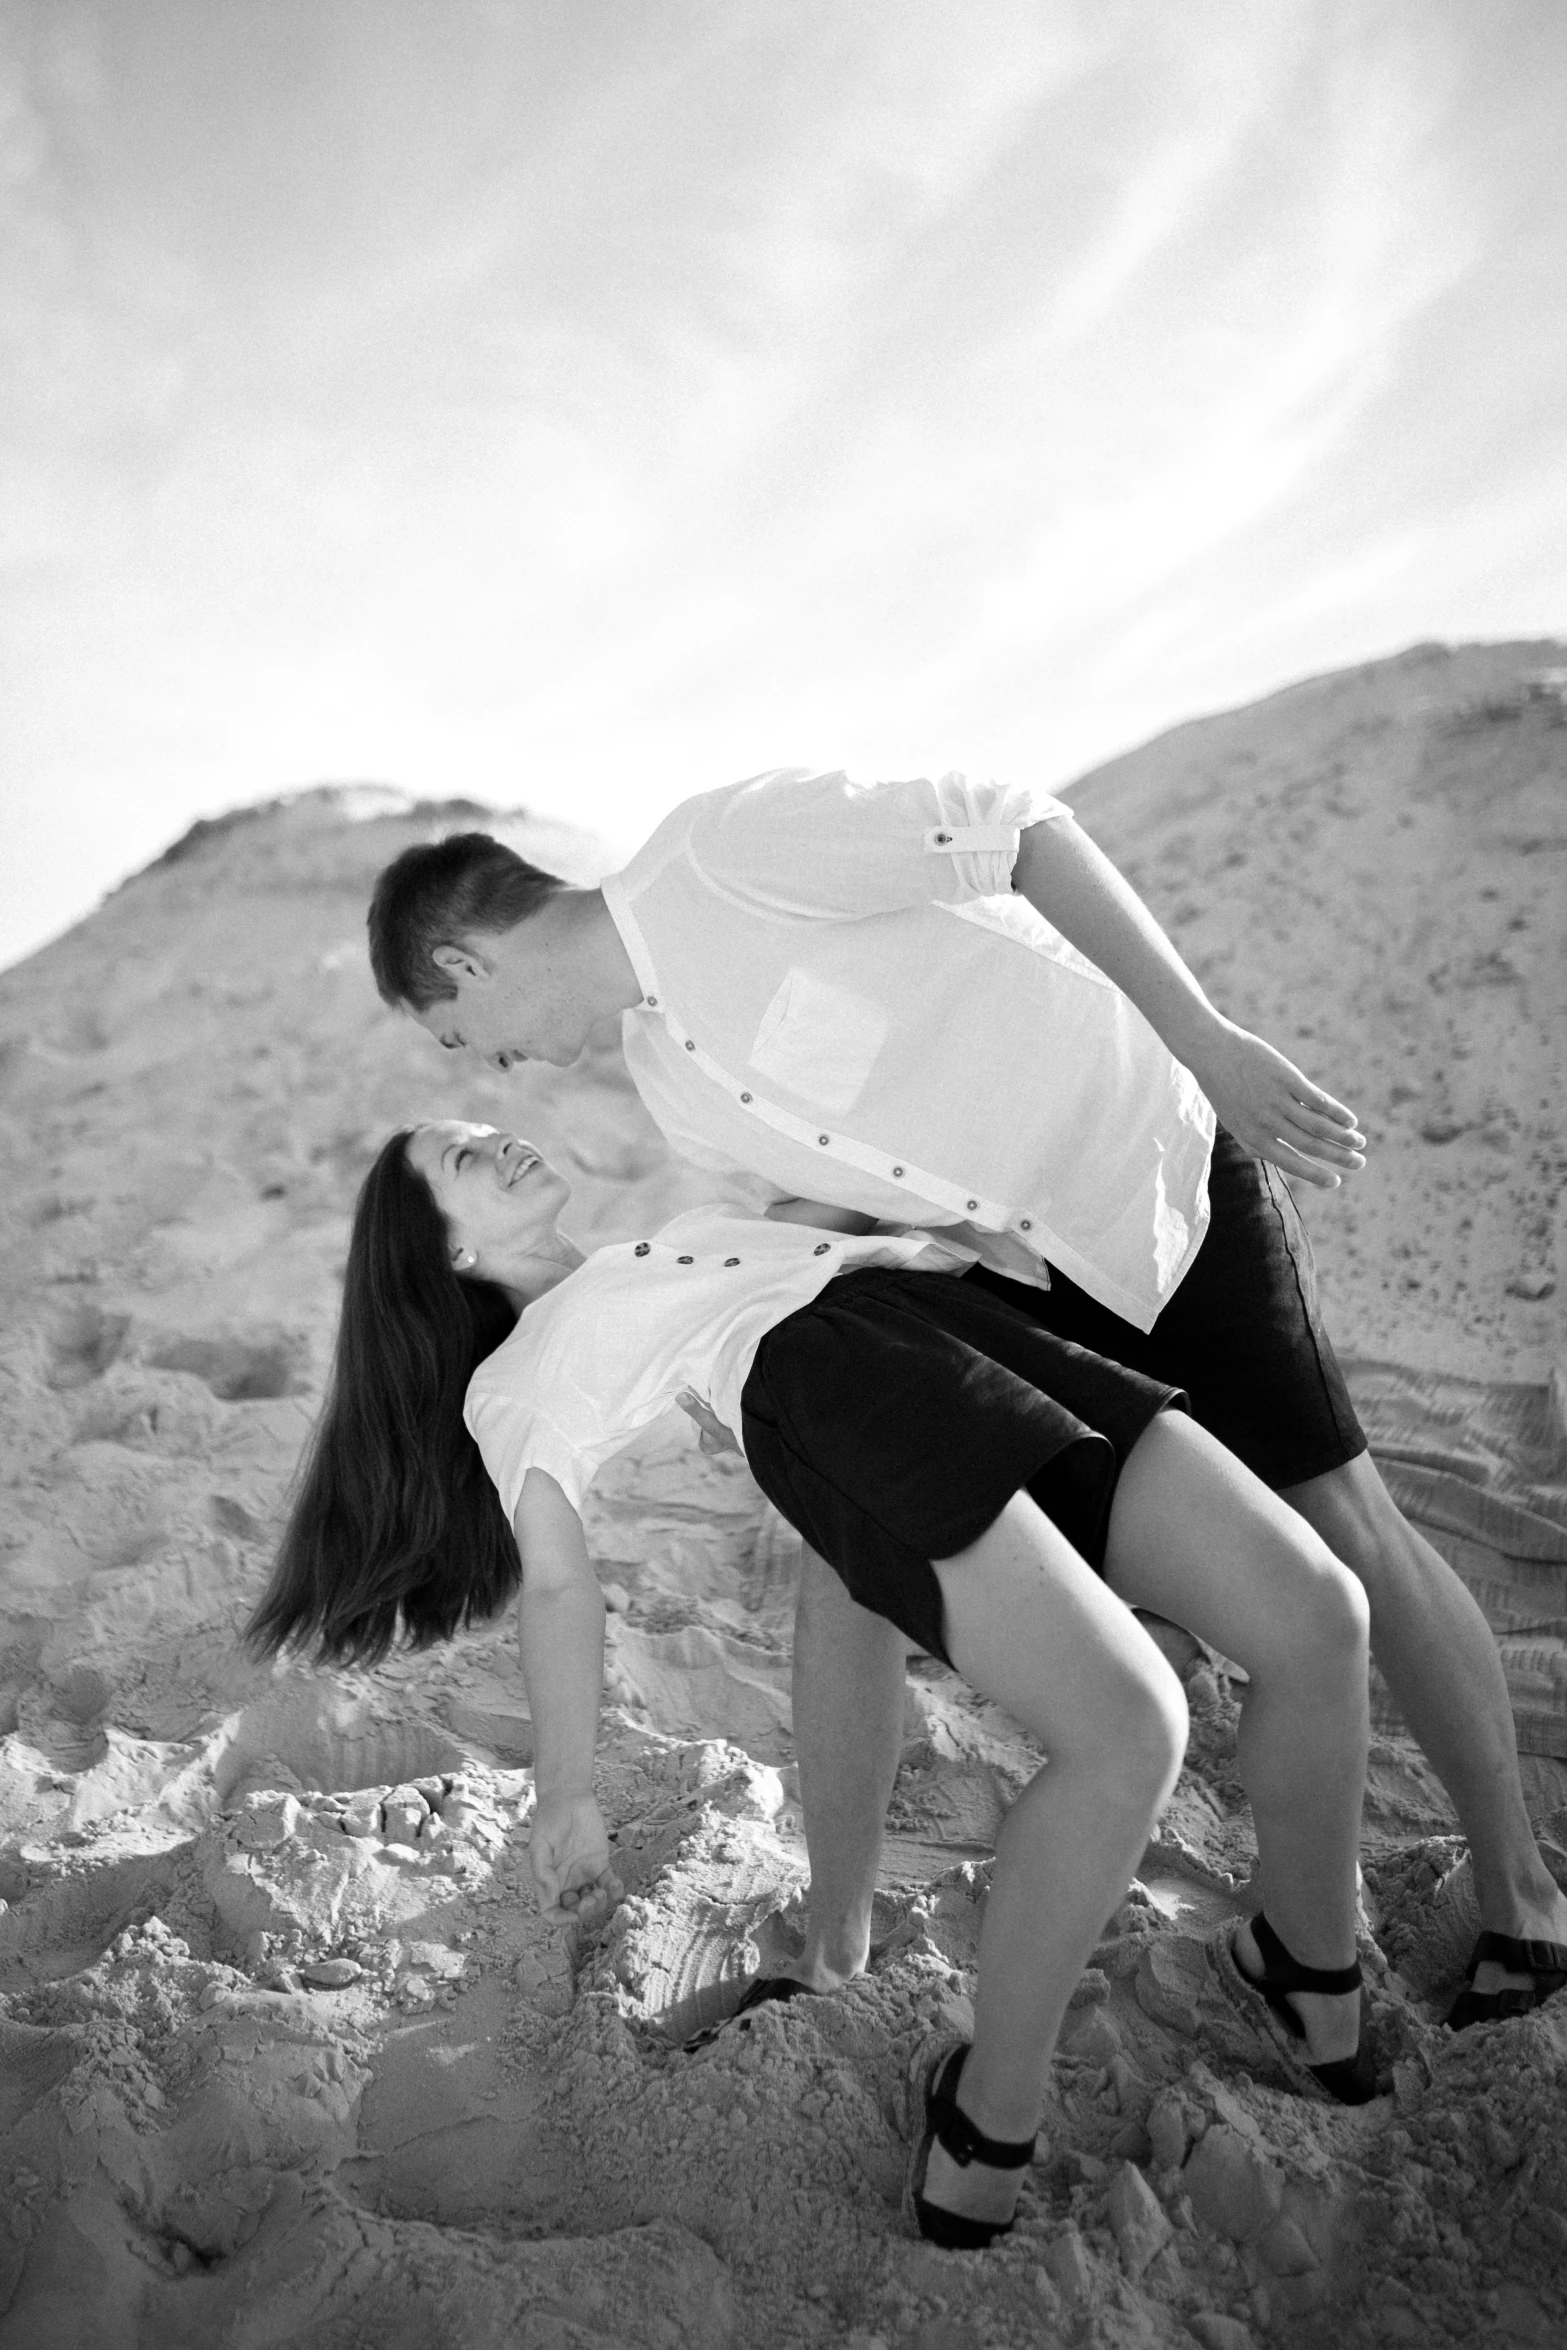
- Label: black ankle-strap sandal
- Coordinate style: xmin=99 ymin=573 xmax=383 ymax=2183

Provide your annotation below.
xmin=1240 ymin=1913 xmax=1377 ymax=2105
xmin=903 ymin=2042 xmax=1037 ymax=2250
xmin=1447 ymin=1932 xmax=1567 ymax=2030
xmin=682 ymin=1973 xmax=817 ymax=2052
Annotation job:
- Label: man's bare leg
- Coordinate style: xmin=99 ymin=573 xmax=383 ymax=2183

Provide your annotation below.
xmin=1284 ymin=1452 xmax=1567 ymax=1997
xmin=790 ymin=1545 xmax=909 ymax=1989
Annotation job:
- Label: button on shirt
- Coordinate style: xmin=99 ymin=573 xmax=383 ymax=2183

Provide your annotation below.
xmin=601 ymin=769 xmax=1215 ymax=1333
xmin=463 ymin=1208 xmax=968 ymax=1521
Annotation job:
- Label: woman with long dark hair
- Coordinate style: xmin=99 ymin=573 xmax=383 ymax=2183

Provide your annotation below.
xmin=251 ymin=1119 xmax=1378 ymax=2247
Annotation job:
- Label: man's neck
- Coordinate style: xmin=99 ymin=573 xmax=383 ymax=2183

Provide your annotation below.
xmin=545 ymin=889 xmax=643 ymax=1023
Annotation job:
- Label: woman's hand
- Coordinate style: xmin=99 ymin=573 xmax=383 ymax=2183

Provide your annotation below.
xmin=1195 ymin=1021 xmax=1367 ymax=1189
xmin=529 ymin=1791 xmax=623 ymax=1928
xmin=678 ymin=1389 xmax=743 ymax=1457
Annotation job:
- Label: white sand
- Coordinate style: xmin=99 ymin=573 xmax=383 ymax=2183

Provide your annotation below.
xmin=1 ymin=645 xmax=1564 ymax=2350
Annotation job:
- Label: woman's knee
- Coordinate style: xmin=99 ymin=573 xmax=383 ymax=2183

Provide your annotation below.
xmin=1266 ymin=1530 xmax=1371 ymax=1671
xmin=1085 ymin=1639 xmax=1189 ymax=1811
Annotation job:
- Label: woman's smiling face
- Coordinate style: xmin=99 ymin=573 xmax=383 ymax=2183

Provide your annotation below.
xmin=405 ymin=1121 xmax=571 ymax=1273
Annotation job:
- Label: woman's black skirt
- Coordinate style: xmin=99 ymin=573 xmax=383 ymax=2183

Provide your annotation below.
xmin=740 ymin=1265 xmax=1185 ymax=1664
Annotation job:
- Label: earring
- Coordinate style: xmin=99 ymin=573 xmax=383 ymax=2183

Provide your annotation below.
xmin=453 ymin=1248 xmax=477 ymax=1272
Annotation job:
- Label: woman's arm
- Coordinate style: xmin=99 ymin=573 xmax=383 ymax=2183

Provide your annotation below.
xmin=1012 ymin=815 xmax=1367 ymax=1189
xmin=514 ymin=1468 xmax=623 ymax=1928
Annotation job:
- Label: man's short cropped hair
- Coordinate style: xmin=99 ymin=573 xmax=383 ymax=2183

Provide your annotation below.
xmin=367 ymin=834 xmax=565 ymax=1010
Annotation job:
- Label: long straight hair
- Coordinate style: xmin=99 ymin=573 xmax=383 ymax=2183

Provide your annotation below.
xmin=247 ymin=1131 xmax=522 ymax=1666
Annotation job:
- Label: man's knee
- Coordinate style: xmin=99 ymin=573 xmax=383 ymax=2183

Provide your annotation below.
xmin=1283 ymin=1454 xmax=1438 ymax=1606
xmin=792 ymin=1549 xmax=911 ymax=1737
xmin=794 ymin=1541 xmax=836 ymax=1606
xmin=794 ymin=1547 xmax=902 ymax=1645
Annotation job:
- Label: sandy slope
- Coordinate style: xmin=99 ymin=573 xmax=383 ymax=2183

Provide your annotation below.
xmin=1064 ymin=637 xmax=1567 ymax=1386
xmin=0 ymin=648 xmax=1564 ymax=2350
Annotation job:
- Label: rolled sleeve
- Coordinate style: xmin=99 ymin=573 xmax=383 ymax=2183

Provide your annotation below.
xmin=924 ymin=774 xmax=1073 ymax=899
xmin=694 ymin=767 xmax=1073 ymax=917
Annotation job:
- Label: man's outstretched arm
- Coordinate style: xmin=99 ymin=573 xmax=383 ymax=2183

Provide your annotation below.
xmin=1012 ymin=814 xmax=1367 ymax=1189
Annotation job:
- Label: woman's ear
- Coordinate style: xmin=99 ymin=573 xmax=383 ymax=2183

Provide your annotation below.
xmin=452 ymin=1246 xmax=478 ymax=1273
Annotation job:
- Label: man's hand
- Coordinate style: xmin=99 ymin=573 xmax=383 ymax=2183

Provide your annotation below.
xmin=677 ymin=1389 xmax=743 ymax=1457
xmin=528 ymin=1791 xmax=623 ymax=1929
xmin=1011 ymin=815 xmax=1367 ymax=1190
xmin=1197 ymin=1021 xmax=1366 ymax=1188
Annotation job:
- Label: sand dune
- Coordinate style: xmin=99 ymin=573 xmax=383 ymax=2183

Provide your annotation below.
xmin=1066 ymin=637 xmax=1567 ymax=1386
xmin=0 ymin=645 xmax=1564 ymax=2349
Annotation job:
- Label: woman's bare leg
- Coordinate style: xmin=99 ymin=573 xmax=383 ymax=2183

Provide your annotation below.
xmin=914 ymin=1412 xmax=1370 ymax=2228
xmin=920 ymin=1492 xmax=1188 ymax=2227
xmin=1101 ymin=1413 xmax=1371 ymax=2061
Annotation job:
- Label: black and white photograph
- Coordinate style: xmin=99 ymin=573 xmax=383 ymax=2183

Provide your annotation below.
xmin=2 ymin=6 xmax=1564 ymax=2345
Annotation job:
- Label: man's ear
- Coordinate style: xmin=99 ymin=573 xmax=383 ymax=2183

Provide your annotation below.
xmin=431 ymin=940 xmax=494 ymax=985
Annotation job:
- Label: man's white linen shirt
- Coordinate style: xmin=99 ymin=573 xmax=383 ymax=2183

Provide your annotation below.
xmin=463 ymin=1209 xmax=965 ymax=1522
xmin=601 ymin=770 xmax=1215 ymax=1333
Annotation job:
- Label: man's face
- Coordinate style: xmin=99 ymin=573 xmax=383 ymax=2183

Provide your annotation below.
xmin=404 ymin=936 xmax=594 ymax=1072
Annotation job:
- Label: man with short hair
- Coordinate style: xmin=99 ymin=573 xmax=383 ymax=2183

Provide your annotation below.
xmin=369 ymin=769 xmax=1567 ymax=2026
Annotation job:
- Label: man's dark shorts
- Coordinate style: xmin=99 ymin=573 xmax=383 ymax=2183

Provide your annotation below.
xmin=964 ymin=1127 xmax=1367 ymax=1495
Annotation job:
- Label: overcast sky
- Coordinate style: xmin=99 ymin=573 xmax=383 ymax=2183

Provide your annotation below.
xmin=4 ymin=0 xmax=1565 ymax=972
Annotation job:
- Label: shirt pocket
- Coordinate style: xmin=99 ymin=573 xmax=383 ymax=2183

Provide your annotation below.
xmin=746 ymin=965 xmax=890 ymax=1116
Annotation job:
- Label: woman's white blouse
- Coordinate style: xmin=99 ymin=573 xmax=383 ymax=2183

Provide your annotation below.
xmin=463 ymin=1208 xmax=968 ymax=1522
